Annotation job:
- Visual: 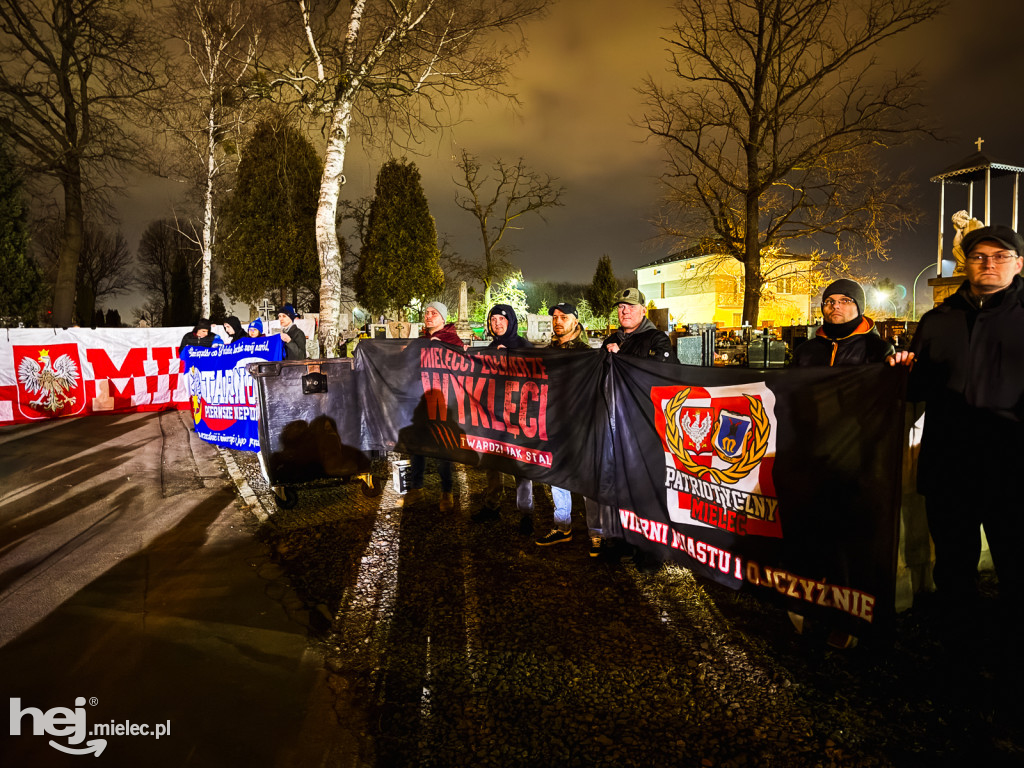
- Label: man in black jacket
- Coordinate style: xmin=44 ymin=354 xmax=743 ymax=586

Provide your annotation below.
xmin=599 ymin=288 xmax=677 ymax=569
xmin=793 ymin=279 xmax=893 ymax=367
xmin=276 ymin=304 xmax=307 ymax=360
xmin=790 ymin=278 xmax=891 ymax=649
xmin=891 ymin=225 xmax=1024 ymax=662
xmin=601 ymin=288 xmax=678 ymax=362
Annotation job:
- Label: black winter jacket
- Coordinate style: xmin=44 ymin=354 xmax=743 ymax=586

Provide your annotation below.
xmin=793 ymin=317 xmax=893 ymax=367
xmin=908 ymin=276 xmax=1024 ymax=494
xmin=601 ymin=318 xmax=677 ymax=363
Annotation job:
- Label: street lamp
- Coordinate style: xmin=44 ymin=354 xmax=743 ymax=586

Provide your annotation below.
xmin=874 ymin=289 xmax=898 ymax=318
xmin=911 ymin=263 xmax=936 ymax=322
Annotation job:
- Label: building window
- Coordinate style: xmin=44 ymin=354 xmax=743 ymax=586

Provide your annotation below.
xmin=776 ymin=277 xmax=792 ymax=294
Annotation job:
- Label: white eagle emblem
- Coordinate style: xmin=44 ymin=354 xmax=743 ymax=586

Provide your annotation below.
xmin=18 ymin=348 xmax=81 ymax=412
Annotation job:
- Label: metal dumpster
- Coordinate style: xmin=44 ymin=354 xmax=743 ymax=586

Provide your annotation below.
xmin=248 ymin=358 xmax=385 ymax=509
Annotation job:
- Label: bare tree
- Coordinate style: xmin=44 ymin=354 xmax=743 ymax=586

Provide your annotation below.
xmin=136 ymin=219 xmax=203 ymax=326
xmin=269 ymin=0 xmax=551 ymax=356
xmin=638 ymin=0 xmax=942 ymax=325
xmin=160 ymin=0 xmax=271 ymax=318
xmin=36 ymin=222 xmax=135 ymax=323
xmin=0 ymin=0 xmax=163 ymax=326
xmin=453 ymin=150 xmax=564 ymax=308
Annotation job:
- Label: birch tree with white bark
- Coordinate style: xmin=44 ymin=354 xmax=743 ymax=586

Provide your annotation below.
xmin=272 ymin=0 xmax=550 ymax=357
xmin=161 ymin=0 xmax=270 ymax=318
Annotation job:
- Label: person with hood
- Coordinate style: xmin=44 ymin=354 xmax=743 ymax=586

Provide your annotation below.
xmin=472 ymin=304 xmax=535 ymax=534
xmin=222 ymin=316 xmax=245 ymax=344
xmin=247 ymin=318 xmax=265 ymax=338
xmin=890 ymin=225 xmax=1024 ymax=677
xmin=402 ymin=302 xmax=463 ymax=511
xmin=534 ymin=302 xmax=605 ymax=557
xmin=793 ymin=279 xmax=893 ymax=367
xmin=179 ymin=319 xmax=219 ymax=354
xmin=276 ymin=304 xmax=307 ymax=360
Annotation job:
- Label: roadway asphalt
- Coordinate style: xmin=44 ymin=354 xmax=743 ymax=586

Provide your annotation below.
xmin=0 ymin=410 xmax=352 ymax=767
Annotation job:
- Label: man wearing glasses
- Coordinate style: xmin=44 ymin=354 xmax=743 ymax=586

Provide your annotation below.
xmin=790 ymin=278 xmax=892 ymax=648
xmin=890 ymin=225 xmax=1024 ymax=664
xmin=793 ymin=278 xmax=893 ymax=367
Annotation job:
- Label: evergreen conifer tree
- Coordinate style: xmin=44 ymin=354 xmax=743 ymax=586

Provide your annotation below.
xmin=218 ymin=119 xmax=321 ymax=308
xmin=0 ymin=141 xmax=45 ymax=324
xmin=355 ymin=159 xmax=443 ymax=318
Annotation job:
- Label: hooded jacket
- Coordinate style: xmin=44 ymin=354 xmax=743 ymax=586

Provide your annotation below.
xmin=793 ymin=316 xmax=893 ymax=367
xmin=223 ymin=316 xmax=245 ymax=343
xmin=423 ymin=322 xmax=464 ymax=347
xmin=601 ymin=316 xmax=677 ymax=362
xmin=179 ymin=319 xmax=219 ymax=353
xmin=908 ymin=275 xmax=1024 ymax=494
xmin=486 ymin=304 xmax=532 ymax=349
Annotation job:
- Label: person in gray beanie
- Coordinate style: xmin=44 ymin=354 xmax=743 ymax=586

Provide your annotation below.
xmin=400 ymin=301 xmax=463 ymax=512
xmin=793 ymin=278 xmax=892 ymax=367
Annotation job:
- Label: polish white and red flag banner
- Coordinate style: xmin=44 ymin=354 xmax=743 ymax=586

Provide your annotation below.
xmin=0 ymin=327 xmax=192 ymax=424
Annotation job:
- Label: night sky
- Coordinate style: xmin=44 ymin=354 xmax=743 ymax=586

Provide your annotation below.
xmin=116 ymin=0 xmax=1024 ymax=315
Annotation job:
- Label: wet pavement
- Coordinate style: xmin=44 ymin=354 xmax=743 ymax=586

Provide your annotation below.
xmin=0 ymin=411 xmax=353 ymax=767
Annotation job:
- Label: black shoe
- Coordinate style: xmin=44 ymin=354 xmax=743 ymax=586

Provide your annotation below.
xmin=536 ymin=528 xmax=572 ymax=546
xmin=518 ymin=514 xmax=534 ymax=535
xmin=471 ymin=504 xmax=500 ymax=523
xmin=589 ymin=536 xmax=603 ymax=558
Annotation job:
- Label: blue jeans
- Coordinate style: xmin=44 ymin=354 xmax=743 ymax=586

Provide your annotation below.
xmin=551 ymin=487 xmax=604 ymax=536
xmin=409 ymin=454 xmax=453 ymax=493
xmin=485 ymin=469 xmax=533 ymax=511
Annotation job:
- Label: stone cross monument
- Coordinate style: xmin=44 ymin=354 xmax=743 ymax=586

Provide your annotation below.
xmin=456 ymin=281 xmax=473 ymax=341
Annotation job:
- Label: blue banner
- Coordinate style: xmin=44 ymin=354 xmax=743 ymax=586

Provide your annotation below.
xmin=180 ymin=337 xmax=283 ymax=451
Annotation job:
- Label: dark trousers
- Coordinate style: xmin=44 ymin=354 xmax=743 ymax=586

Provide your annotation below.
xmin=926 ymin=487 xmax=1023 ymax=625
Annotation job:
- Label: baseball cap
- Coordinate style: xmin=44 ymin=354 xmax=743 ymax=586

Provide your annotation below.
xmin=615 ymin=288 xmax=646 ymax=306
xmin=548 ymin=302 xmax=578 ymax=318
xmin=961 ymin=225 xmax=1024 ymax=257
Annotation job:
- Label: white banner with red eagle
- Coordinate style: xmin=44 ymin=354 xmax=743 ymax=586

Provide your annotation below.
xmin=0 ymin=328 xmax=192 ymax=424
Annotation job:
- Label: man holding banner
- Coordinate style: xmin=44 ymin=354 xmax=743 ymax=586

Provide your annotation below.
xmin=600 ymin=288 xmax=677 ymax=569
xmin=892 ymin=225 xmax=1024 ymax=661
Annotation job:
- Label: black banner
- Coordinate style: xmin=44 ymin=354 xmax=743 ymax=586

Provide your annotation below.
xmin=355 ymin=340 xmax=906 ymax=632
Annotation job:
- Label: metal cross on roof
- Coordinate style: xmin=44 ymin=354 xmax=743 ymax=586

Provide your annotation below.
xmin=975 ymin=137 xmax=984 ymax=152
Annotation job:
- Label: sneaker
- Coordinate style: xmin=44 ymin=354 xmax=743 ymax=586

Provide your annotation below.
xmin=471 ymin=504 xmax=500 ymax=523
xmin=439 ymin=492 xmax=454 ymax=512
xmin=536 ymin=528 xmax=572 ymax=546
xmin=518 ymin=514 xmax=534 ymax=536
xmin=397 ymin=488 xmax=423 ymax=508
xmin=589 ymin=536 xmax=603 ymax=558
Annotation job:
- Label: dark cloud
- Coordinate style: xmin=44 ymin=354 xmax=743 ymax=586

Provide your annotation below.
xmin=113 ymin=0 xmax=1024 ymax=314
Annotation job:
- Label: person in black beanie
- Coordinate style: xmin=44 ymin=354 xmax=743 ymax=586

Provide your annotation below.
xmin=789 ymin=277 xmax=892 ymax=650
xmin=793 ymin=278 xmax=893 ymax=367
xmin=276 ymin=304 xmax=307 ymax=360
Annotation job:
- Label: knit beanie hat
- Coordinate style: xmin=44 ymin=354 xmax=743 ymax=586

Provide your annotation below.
xmin=822 ymin=279 xmax=865 ymax=316
xmin=426 ymin=301 xmax=448 ymax=320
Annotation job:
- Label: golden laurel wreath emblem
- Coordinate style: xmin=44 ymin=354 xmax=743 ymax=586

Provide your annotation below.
xmin=664 ymin=388 xmax=770 ymax=485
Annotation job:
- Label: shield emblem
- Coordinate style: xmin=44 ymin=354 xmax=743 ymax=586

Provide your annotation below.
xmin=713 ymin=409 xmax=752 ymax=460
xmin=678 ymin=407 xmax=713 ymax=453
xmin=14 ymin=344 xmax=86 ymax=420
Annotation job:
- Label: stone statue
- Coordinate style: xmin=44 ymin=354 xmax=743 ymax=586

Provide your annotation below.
xmin=951 ymin=209 xmax=985 ymax=275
